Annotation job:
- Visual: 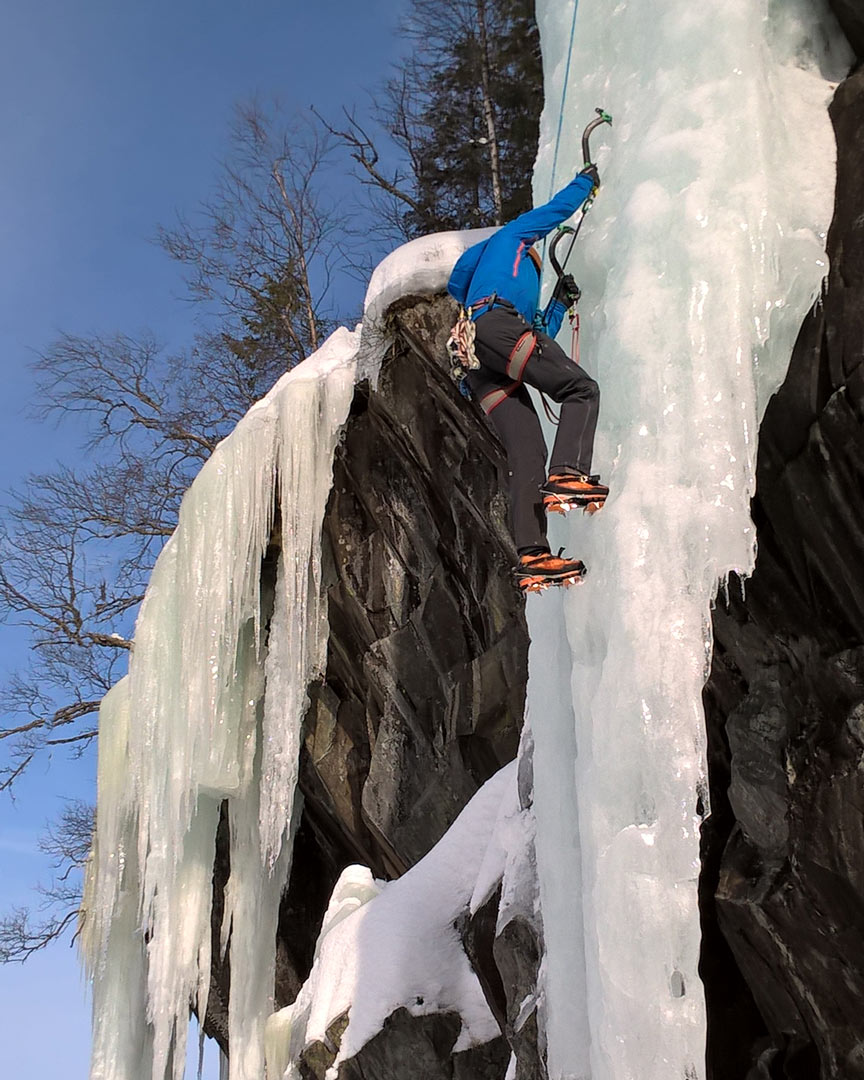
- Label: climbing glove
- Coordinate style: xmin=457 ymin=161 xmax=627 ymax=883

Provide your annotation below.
xmin=579 ymin=163 xmax=600 ymax=188
xmin=553 ymin=273 xmax=581 ymax=309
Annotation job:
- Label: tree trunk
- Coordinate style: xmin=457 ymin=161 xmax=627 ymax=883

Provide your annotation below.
xmin=474 ymin=0 xmax=503 ymax=224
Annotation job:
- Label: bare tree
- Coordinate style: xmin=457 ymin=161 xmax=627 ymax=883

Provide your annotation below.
xmin=474 ymin=0 xmax=503 ymax=222
xmin=158 ymin=101 xmax=339 ymax=360
xmin=0 ymin=801 xmax=94 ymax=962
xmin=318 ymin=0 xmax=541 ymax=240
xmin=0 ymin=103 xmax=344 ymax=955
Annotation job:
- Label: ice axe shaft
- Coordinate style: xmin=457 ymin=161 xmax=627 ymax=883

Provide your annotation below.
xmin=549 ymin=225 xmax=577 ymax=280
xmin=556 ymin=107 xmax=612 ymax=271
xmin=582 ymin=107 xmax=612 ymax=166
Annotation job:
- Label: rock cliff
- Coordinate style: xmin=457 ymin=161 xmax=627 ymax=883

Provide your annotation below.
xmin=203 ymin=294 xmax=535 ymax=1071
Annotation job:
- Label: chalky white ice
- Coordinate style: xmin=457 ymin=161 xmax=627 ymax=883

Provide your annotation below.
xmin=530 ymin=1 xmax=850 ymax=1078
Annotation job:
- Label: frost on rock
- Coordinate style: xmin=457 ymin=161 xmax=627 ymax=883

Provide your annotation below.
xmin=265 ymin=757 xmax=538 ymax=1079
xmin=82 ymin=328 xmax=360 ymax=1080
xmin=530 ymin=1 xmax=851 ymax=1079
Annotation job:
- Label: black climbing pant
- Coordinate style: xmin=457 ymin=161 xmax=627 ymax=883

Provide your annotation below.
xmin=466 ymin=306 xmax=600 ymax=553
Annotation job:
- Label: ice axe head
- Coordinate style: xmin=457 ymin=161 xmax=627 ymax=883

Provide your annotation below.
xmin=582 ymin=107 xmax=613 ymax=167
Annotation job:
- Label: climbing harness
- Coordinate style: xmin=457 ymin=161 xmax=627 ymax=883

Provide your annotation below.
xmin=477 ymin=329 xmax=539 ymax=416
xmin=505 ymin=331 xmax=537 ymax=381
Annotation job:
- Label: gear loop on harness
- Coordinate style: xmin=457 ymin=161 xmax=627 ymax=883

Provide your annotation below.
xmin=447 ymin=293 xmax=506 ymax=383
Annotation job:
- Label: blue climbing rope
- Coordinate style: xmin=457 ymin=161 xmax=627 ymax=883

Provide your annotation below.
xmin=548 ymin=0 xmax=580 ymax=200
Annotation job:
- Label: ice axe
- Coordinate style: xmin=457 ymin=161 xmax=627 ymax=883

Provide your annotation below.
xmin=541 ymin=108 xmax=612 ymax=324
xmin=582 ymin=107 xmax=613 ymax=175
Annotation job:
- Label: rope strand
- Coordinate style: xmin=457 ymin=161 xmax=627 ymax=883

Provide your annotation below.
xmin=548 ymin=1 xmax=580 ymax=201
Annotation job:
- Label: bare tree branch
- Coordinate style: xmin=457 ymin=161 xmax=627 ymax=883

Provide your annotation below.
xmin=313 ymin=106 xmax=424 ymax=218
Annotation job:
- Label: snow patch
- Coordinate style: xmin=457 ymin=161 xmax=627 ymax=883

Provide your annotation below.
xmin=266 ymin=761 xmax=534 ymax=1078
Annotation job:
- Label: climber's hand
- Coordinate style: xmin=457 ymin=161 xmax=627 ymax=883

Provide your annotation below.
xmin=553 ymin=273 xmax=581 ymax=309
xmin=579 ymin=163 xmax=600 ymax=188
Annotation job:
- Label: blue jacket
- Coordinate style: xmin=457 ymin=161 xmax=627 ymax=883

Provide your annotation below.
xmin=447 ymin=172 xmax=594 ymax=338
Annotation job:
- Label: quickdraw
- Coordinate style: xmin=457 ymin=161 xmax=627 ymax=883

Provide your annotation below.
xmin=446 ymin=305 xmax=480 ymax=383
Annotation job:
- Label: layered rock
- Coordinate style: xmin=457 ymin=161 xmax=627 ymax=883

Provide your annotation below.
xmin=203 ymin=294 xmax=532 ymax=1069
xmin=304 ymin=295 xmax=527 ymax=882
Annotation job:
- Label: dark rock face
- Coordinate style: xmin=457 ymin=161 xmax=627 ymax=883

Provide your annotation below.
xmin=298 ymin=1009 xmax=510 ymax=1080
xmin=462 ymin=877 xmax=545 ymax=1080
xmin=830 ymin=0 xmax=864 ymax=61
xmin=269 ymin=295 xmax=529 ymax=1065
xmin=462 ymin=886 xmax=545 ymax=1080
xmin=701 ymin=67 xmax=864 ymax=1080
xmin=202 ymin=295 xmax=530 ymax=1064
xmin=298 ymin=293 xmax=527 ymax=886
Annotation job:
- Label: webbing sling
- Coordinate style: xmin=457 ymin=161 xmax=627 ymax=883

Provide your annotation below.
xmin=479 ymin=386 xmax=514 ymax=415
xmin=505 ymin=331 xmax=537 ymax=380
xmin=479 ymin=330 xmax=538 ymax=415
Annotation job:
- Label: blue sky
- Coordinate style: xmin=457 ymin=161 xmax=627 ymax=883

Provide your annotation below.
xmin=0 ymin=1 xmax=407 ymax=1073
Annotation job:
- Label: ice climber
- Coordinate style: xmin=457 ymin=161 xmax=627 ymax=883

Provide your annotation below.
xmin=447 ymin=165 xmax=607 ymax=592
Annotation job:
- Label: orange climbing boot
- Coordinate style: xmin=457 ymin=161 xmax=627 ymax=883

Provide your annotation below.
xmin=541 ymin=473 xmax=609 ymax=516
xmin=515 ymin=550 xmax=587 ymax=593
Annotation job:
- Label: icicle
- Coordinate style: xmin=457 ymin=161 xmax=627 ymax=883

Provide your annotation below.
xmin=85 ymin=327 xmax=360 ymax=1080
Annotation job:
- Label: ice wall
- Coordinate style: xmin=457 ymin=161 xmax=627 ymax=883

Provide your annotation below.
xmin=82 ymin=329 xmax=359 ymax=1080
xmin=530 ymin=2 xmax=851 ymax=1078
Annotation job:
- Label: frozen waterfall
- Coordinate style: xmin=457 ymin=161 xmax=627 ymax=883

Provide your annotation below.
xmin=530 ymin=1 xmax=850 ymax=1078
xmin=82 ymin=330 xmax=360 ymax=1080
xmin=80 ymin=231 xmax=489 ymax=1080
xmin=81 ymin=1 xmax=854 ymax=1078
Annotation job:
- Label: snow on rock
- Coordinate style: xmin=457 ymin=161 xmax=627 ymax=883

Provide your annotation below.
xmin=265 ymin=760 xmax=532 ymax=1079
xmin=530 ymin=1 xmax=852 ymax=1079
xmin=355 ymin=227 xmax=496 ymax=385
xmin=363 ymin=228 xmax=495 ymax=326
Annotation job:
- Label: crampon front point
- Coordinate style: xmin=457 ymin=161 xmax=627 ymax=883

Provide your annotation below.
xmin=514 ymin=550 xmax=587 ymax=593
xmin=543 ymin=492 xmax=606 ymax=516
xmin=517 ymin=569 xmax=586 ymax=593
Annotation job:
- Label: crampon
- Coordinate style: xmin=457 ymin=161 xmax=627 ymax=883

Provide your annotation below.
xmin=543 ymin=491 xmax=606 ymax=516
xmin=541 ymin=474 xmax=608 ymax=517
xmin=514 ymin=550 xmax=587 ymax=594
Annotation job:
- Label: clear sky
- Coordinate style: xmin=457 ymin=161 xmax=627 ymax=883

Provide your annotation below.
xmin=0 ymin=1 xmax=407 ymax=1074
